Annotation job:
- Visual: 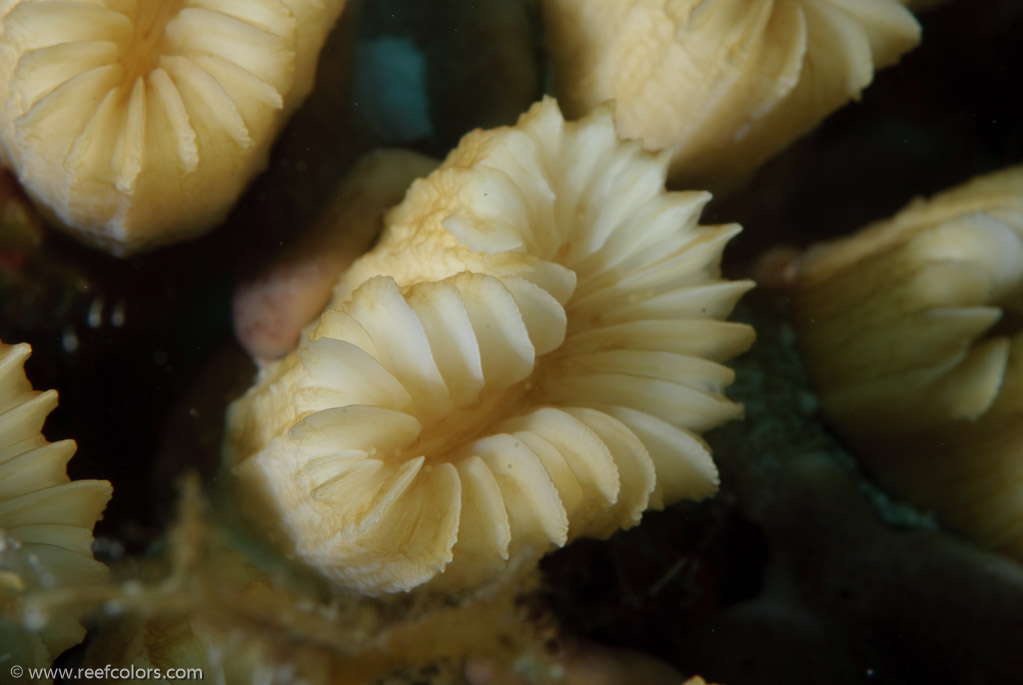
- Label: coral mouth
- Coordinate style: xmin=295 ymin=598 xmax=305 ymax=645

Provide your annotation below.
xmin=123 ymin=1 xmax=184 ymax=82
xmin=406 ymin=381 xmax=532 ymax=465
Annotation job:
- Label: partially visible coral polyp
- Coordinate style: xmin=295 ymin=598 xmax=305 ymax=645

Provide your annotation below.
xmin=225 ymin=97 xmax=754 ymax=595
xmin=0 ymin=340 xmax=112 ymax=664
xmin=0 ymin=0 xmax=348 ymax=255
xmin=789 ymin=165 xmax=1023 ymax=557
xmin=540 ymin=0 xmax=920 ymax=191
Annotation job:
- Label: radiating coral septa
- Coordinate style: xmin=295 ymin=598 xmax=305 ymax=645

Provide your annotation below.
xmin=793 ymin=172 xmax=1023 ymax=438
xmin=443 ymin=455 xmax=513 ymax=579
xmin=789 ymin=165 xmax=1023 ymax=560
xmin=255 ymin=444 xmax=464 ymax=593
xmin=295 ymin=338 xmax=415 ymax=415
xmin=0 ymin=438 xmax=77 ymax=499
xmin=404 ymin=281 xmax=487 ymax=405
xmin=833 ymin=0 xmax=923 ymax=65
xmin=570 ymin=222 xmax=742 ymax=308
xmin=499 ymin=408 xmax=622 ymax=530
xmin=225 ymin=98 xmax=752 ymax=595
xmin=472 ymin=432 xmax=571 ymax=546
xmin=0 ymin=341 xmax=112 ymax=663
xmin=561 ymin=319 xmax=754 ymax=365
xmin=291 ymin=406 xmax=421 ymax=461
xmin=560 ymin=406 xmax=656 ymax=527
xmin=604 ymin=405 xmax=719 ymax=509
xmin=0 ymin=388 xmax=56 ymax=451
xmin=0 ymin=0 xmax=346 ymax=254
xmin=540 ymin=0 xmax=920 ymax=190
xmin=12 ymin=42 xmax=117 ymax=111
xmin=822 ymin=333 xmax=1011 ymax=436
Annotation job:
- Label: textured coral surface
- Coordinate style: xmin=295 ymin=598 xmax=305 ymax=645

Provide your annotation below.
xmin=1 ymin=1 xmax=1021 ymax=683
xmin=226 ymin=98 xmax=753 ymax=594
xmin=0 ymin=0 xmax=347 ymax=254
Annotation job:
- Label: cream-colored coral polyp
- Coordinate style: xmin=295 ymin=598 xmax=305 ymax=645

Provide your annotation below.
xmin=789 ymin=165 xmax=1023 ymax=556
xmin=0 ymin=0 xmax=346 ymax=255
xmin=540 ymin=0 xmax=920 ymax=190
xmin=225 ymin=97 xmax=754 ymax=595
xmin=0 ymin=340 xmax=112 ymax=662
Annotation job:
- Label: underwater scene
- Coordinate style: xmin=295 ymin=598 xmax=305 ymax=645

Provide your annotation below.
xmin=1 ymin=0 xmax=1022 ymax=683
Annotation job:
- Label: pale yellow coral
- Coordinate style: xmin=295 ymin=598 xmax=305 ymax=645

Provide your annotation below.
xmin=540 ymin=0 xmax=920 ymax=190
xmin=0 ymin=0 xmax=347 ymax=255
xmin=225 ymin=97 xmax=754 ymax=595
xmin=0 ymin=340 xmax=112 ymax=664
xmin=789 ymin=165 xmax=1023 ymax=556
xmin=233 ymin=148 xmax=440 ymax=361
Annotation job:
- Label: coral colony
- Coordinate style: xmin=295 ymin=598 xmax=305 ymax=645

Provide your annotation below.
xmin=1 ymin=1 xmax=1021 ymax=683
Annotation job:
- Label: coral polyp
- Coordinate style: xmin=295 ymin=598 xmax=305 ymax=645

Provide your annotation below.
xmin=790 ymin=165 xmax=1023 ymax=557
xmin=225 ymin=98 xmax=754 ymax=595
xmin=0 ymin=340 xmax=112 ymax=664
xmin=0 ymin=0 xmax=348 ymax=255
xmin=540 ymin=0 xmax=920 ymax=190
